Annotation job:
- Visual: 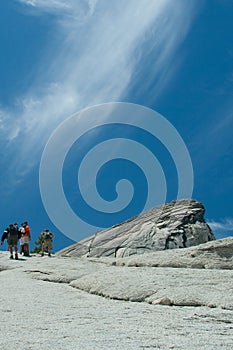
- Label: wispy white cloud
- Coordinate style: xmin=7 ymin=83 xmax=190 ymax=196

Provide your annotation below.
xmin=19 ymin=0 xmax=73 ymax=11
xmin=207 ymin=218 xmax=233 ymax=238
xmin=0 ymin=110 xmax=6 ymax=130
xmin=2 ymin=0 xmax=198 ymax=185
xmin=18 ymin=0 xmax=98 ymax=22
xmin=20 ymin=0 xmax=36 ymax=6
xmin=0 ymin=107 xmax=18 ymax=139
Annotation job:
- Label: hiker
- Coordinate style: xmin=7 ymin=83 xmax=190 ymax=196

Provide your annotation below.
xmin=41 ymin=229 xmax=55 ymax=257
xmin=19 ymin=223 xmax=25 ymax=255
xmin=21 ymin=221 xmax=31 ymax=256
xmin=1 ymin=223 xmax=21 ymax=260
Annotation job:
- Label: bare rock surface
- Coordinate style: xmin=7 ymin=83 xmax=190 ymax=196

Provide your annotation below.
xmin=0 ymin=238 xmax=233 ymax=350
xmin=109 ymin=237 xmax=233 ymax=270
xmin=58 ymin=199 xmax=215 ymax=258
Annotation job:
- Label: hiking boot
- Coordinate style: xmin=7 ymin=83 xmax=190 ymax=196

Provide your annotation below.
xmin=10 ymin=255 xmax=13 ymax=259
xmin=15 ymin=254 xmax=18 ymax=260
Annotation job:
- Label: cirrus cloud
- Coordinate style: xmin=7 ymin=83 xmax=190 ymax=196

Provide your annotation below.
xmin=1 ymin=0 xmax=199 ymax=187
xmin=207 ymin=218 xmax=233 ymax=239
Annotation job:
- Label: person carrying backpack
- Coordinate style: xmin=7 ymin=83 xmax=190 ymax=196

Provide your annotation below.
xmin=1 ymin=223 xmax=21 ymax=260
xmin=40 ymin=229 xmax=55 ymax=257
xmin=21 ymin=221 xmax=31 ymax=256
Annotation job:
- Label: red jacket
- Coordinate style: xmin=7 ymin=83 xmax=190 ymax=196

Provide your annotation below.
xmin=23 ymin=225 xmax=30 ymax=237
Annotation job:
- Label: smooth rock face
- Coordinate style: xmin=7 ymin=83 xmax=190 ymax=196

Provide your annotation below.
xmin=95 ymin=237 xmax=233 ymax=270
xmin=58 ymin=199 xmax=215 ymax=258
xmin=0 ymin=248 xmax=233 ymax=350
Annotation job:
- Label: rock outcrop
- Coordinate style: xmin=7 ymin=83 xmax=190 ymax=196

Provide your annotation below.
xmin=108 ymin=236 xmax=233 ymax=270
xmin=58 ymin=199 xmax=215 ymax=258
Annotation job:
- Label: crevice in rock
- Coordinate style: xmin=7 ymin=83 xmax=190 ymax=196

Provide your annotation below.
xmin=25 ymin=269 xmax=51 ymax=275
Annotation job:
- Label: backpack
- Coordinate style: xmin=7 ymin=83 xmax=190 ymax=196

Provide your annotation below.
xmin=8 ymin=225 xmax=19 ymax=237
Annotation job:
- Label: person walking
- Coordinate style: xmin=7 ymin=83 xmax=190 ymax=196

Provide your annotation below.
xmin=41 ymin=229 xmax=55 ymax=257
xmin=19 ymin=223 xmax=25 ymax=255
xmin=21 ymin=221 xmax=31 ymax=256
xmin=1 ymin=223 xmax=21 ymax=259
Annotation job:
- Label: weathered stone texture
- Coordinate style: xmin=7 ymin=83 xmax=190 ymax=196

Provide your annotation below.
xmin=58 ymin=199 xmax=215 ymax=258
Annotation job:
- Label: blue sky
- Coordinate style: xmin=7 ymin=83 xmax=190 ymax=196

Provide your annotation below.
xmin=0 ymin=0 xmax=232 ymax=251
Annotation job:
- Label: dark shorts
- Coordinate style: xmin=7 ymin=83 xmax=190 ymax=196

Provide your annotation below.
xmin=7 ymin=236 xmax=18 ymax=246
